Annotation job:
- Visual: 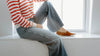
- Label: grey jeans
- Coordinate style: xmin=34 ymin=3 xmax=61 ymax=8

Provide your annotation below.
xmin=17 ymin=1 xmax=67 ymax=56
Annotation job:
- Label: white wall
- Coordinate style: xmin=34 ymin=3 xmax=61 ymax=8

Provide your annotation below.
xmin=0 ymin=0 xmax=12 ymax=36
xmin=91 ymin=0 xmax=100 ymax=34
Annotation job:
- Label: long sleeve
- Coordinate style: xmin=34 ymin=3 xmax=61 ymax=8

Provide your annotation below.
xmin=7 ymin=0 xmax=37 ymax=28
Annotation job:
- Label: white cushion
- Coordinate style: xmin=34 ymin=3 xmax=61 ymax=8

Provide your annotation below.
xmin=0 ymin=39 xmax=48 ymax=56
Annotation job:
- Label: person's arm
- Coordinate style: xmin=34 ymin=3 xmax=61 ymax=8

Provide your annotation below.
xmin=7 ymin=0 xmax=37 ymax=28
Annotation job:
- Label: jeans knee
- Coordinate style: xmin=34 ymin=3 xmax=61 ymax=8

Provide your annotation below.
xmin=53 ymin=38 xmax=61 ymax=45
xmin=46 ymin=38 xmax=61 ymax=46
xmin=45 ymin=1 xmax=52 ymax=6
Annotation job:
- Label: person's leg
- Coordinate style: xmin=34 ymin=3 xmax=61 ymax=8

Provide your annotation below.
xmin=16 ymin=27 xmax=68 ymax=56
xmin=33 ymin=1 xmax=49 ymax=24
xmin=45 ymin=1 xmax=75 ymax=35
xmin=33 ymin=1 xmax=75 ymax=36
xmin=46 ymin=1 xmax=64 ymax=32
xmin=33 ymin=1 xmax=64 ymax=32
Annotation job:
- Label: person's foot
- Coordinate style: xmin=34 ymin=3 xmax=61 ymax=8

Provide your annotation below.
xmin=56 ymin=27 xmax=75 ymax=36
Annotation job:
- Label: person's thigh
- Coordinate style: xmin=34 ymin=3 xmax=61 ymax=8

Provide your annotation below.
xmin=20 ymin=27 xmax=61 ymax=44
xmin=33 ymin=1 xmax=48 ymax=24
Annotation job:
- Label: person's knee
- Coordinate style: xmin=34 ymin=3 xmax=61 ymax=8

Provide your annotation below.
xmin=53 ymin=38 xmax=61 ymax=45
xmin=45 ymin=1 xmax=52 ymax=6
xmin=46 ymin=38 xmax=61 ymax=46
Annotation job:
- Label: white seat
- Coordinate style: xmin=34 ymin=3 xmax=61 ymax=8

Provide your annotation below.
xmin=1 ymin=34 xmax=100 ymax=56
xmin=0 ymin=39 xmax=48 ymax=56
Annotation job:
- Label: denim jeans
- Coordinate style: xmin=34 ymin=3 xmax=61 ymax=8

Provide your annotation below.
xmin=17 ymin=1 xmax=67 ymax=56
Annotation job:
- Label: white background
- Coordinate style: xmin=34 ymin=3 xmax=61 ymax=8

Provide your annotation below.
xmin=0 ymin=0 xmax=100 ymax=36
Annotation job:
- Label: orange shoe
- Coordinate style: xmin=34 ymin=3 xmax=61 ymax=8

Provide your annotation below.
xmin=56 ymin=31 xmax=75 ymax=36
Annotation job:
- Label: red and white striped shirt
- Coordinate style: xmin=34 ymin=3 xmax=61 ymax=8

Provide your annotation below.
xmin=7 ymin=0 xmax=45 ymax=28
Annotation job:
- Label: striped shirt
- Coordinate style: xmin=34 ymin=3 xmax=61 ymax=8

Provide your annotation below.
xmin=7 ymin=0 xmax=45 ymax=28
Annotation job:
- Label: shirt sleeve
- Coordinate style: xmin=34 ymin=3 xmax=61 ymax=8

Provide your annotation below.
xmin=7 ymin=0 xmax=37 ymax=28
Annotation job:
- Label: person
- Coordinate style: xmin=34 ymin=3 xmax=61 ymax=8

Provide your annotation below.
xmin=7 ymin=0 xmax=75 ymax=56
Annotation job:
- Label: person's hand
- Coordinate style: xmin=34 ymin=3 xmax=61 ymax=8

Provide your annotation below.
xmin=36 ymin=24 xmax=43 ymax=29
